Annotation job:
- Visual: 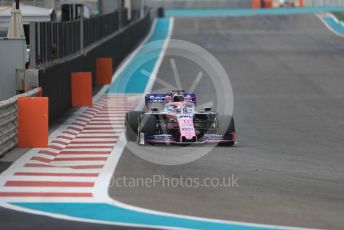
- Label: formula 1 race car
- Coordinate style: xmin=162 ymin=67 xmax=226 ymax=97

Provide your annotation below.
xmin=125 ymin=90 xmax=236 ymax=146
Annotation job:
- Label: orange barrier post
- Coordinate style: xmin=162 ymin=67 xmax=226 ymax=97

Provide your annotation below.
xmin=96 ymin=57 xmax=113 ymax=85
xmin=299 ymin=0 xmax=304 ymax=7
xmin=71 ymin=72 xmax=93 ymax=107
xmin=252 ymin=0 xmax=261 ymax=8
xmin=18 ymin=97 xmax=48 ymax=148
xmin=264 ymin=0 xmax=272 ymax=8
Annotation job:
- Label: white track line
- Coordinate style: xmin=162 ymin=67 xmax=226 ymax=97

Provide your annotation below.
xmin=316 ymin=12 xmax=344 ymax=38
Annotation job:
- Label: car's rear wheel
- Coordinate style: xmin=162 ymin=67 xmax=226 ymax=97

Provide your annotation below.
xmin=125 ymin=111 xmax=144 ymax=142
xmin=217 ymin=115 xmax=235 ymax=147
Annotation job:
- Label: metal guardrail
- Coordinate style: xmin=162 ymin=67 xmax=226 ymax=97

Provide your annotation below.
xmin=0 ymin=88 xmax=41 ymax=157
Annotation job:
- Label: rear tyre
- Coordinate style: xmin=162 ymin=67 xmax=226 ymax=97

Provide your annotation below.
xmin=125 ymin=111 xmax=144 ymax=142
xmin=217 ymin=115 xmax=235 ymax=147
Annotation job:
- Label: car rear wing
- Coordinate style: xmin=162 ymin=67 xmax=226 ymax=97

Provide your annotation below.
xmin=145 ymin=93 xmax=196 ymax=105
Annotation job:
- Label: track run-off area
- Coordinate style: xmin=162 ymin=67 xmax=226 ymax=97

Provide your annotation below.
xmin=1 ymin=8 xmax=344 ymax=230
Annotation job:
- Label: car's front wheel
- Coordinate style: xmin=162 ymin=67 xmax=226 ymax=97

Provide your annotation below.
xmin=138 ymin=114 xmax=158 ymax=145
xmin=217 ymin=115 xmax=236 ymax=147
xmin=125 ymin=111 xmax=144 ymax=142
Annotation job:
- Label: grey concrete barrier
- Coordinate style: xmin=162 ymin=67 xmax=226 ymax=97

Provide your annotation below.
xmin=304 ymin=0 xmax=344 ymax=7
xmin=0 ymin=87 xmax=41 ymax=157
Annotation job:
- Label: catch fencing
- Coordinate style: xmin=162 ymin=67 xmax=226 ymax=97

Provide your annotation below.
xmin=0 ymin=88 xmax=41 ymax=156
xmin=31 ymin=9 xmax=130 ymax=67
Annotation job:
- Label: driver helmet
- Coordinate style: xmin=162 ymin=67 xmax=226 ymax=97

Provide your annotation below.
xmin=165 ymin=95 xmax=172 ymax=101
xmin=173 ymin=95 xmax=184 ymax=102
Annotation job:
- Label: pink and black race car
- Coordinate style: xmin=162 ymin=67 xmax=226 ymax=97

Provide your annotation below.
xmin=125 ymin=90 xmax=236 ymax=146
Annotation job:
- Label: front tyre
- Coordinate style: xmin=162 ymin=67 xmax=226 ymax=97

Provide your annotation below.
xmin=217 ymin=115 xmax=236 ymax=147
xmin=125 ymin=111 xmax=144 ymax=142
xmin=138 ymin=114 xmax=158 ymax=145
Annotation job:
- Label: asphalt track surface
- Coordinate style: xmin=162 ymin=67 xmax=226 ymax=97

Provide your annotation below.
xmin=110 ymin=14 xmax=344 ymax=229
